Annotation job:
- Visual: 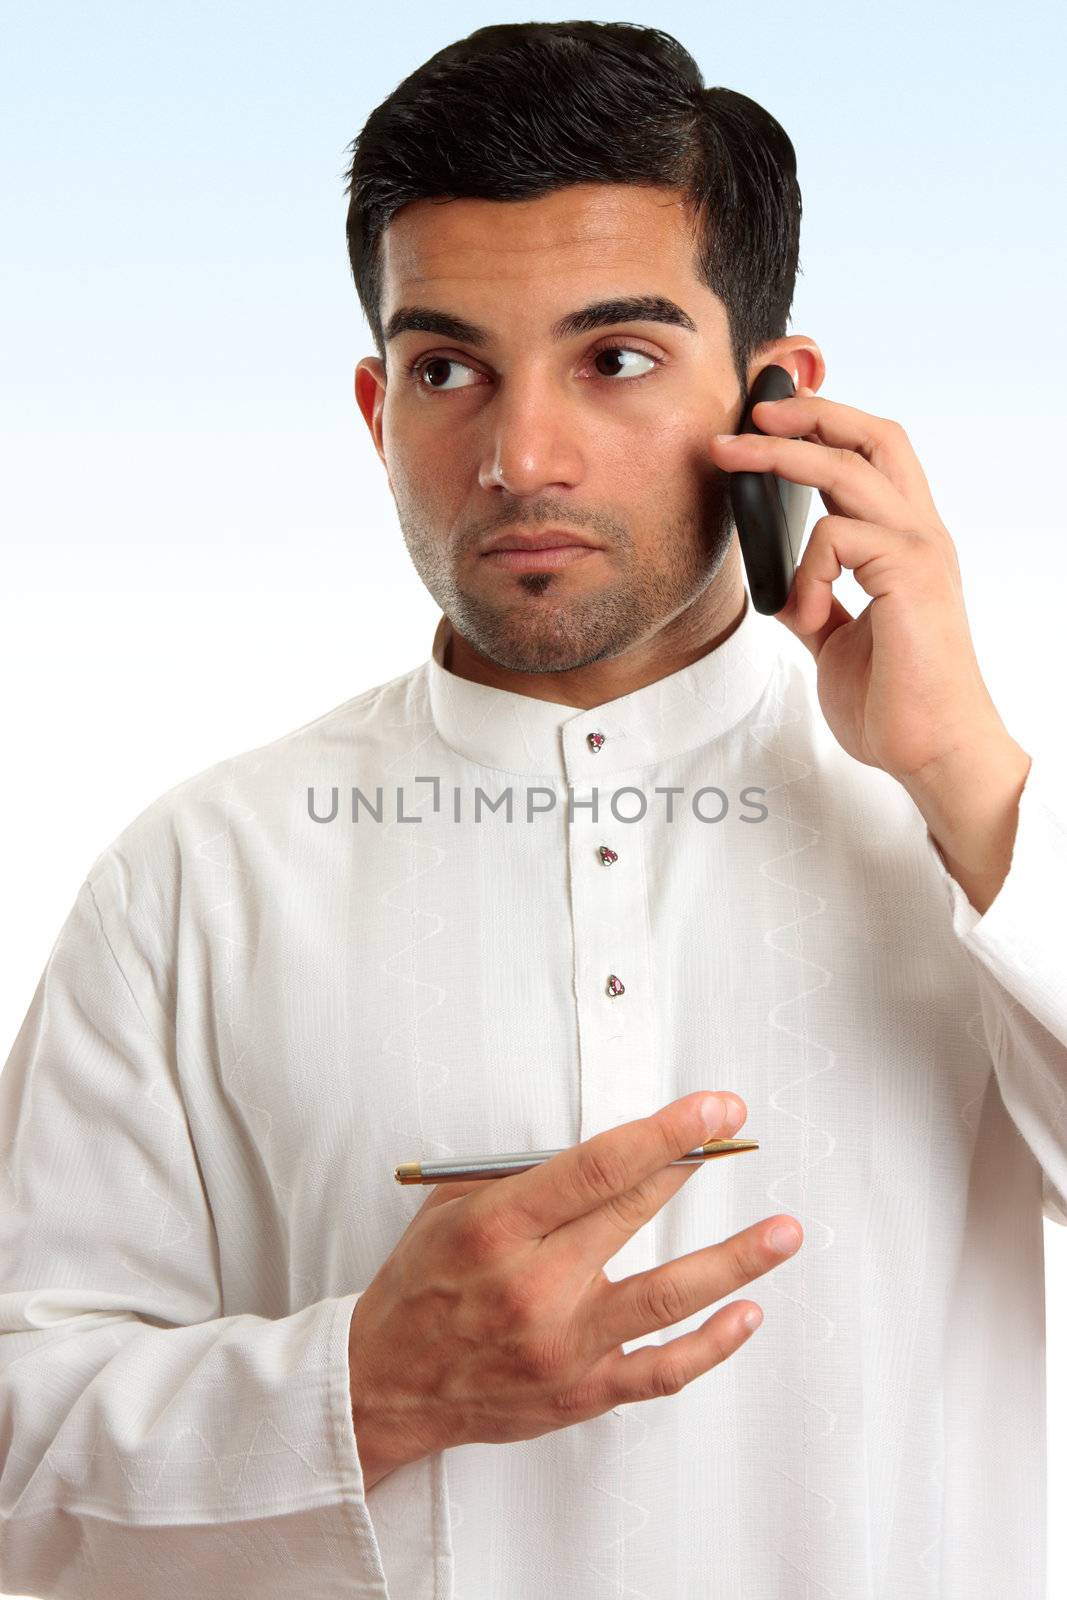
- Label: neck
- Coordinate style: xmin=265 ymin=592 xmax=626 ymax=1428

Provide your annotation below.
xmin=443 ymin=552 xmax=748 ymax=711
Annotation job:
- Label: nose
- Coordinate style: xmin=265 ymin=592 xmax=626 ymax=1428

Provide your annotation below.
xmin=477 ymin=374 xmax=586 ymax=498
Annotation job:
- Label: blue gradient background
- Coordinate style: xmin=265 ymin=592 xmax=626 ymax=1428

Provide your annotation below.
xmin=2 ymin=3 xmax=1065 ymax=1590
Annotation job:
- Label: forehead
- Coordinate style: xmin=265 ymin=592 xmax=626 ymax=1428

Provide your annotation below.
xmin=379 ymin=183 xmax=702 ymax=301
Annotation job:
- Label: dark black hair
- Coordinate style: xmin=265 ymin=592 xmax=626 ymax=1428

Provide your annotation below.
xmin=343 ymin=20 xmax=802 ymax=397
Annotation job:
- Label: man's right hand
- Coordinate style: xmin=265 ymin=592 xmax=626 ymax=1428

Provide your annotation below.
xmin=347 ymin=1091 xmax=803 ymax=1489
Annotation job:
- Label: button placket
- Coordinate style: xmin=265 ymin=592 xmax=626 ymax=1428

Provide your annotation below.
xmin=588 ymin=733 xmax=624 ymax=998
xmin=601 ymin=849 xmax=622 ymax=987
xmin=564 ymin=722 xmax=660 ymax=1301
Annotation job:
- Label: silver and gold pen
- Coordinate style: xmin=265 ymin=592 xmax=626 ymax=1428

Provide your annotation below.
xmin=395 ymin=1138 xmax=758 ymax=1184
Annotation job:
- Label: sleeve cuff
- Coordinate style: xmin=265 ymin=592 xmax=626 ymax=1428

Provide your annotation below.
xmin=921 ymin=750 xmax=1067 ymax=1044
xmin=922 ymin=750 xmax=1064 ymax=946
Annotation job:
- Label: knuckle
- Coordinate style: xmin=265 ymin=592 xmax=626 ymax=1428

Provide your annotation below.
xmin=648 ymin=1356 xmax=689 ymax=1398
xmin=455 ymin=1207 xmax=505 ymax=1264
xmin=550 ymin=1376 xmax=599 ymax=1422
xmin=511 ymin=1329 xmax=565 ymax=1384
xmin=496 ymin=1268 xmax=544 ymax=1324
xmin=572 ymin=1141 xmax=632 ymax=1204
xmin=601 ymin=1180 xmax=654 ymax=1232
xmin=636 ymin=1269 xmax=689 ymax=1329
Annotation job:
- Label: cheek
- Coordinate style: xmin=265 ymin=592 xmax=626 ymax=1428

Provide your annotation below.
xmin=387 ymin=466 xmax=446 ymax=531
xmin=386 ymin=427 xmax=465 ymax=499
xmin=625 ymin=408 xmax=705 ymax=472
xmin=608 ymin=421 xmax=703 ymax=501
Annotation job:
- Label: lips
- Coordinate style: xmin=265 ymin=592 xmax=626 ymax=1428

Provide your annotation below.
xmin=480 ymin=528 xmax=603 ymax=554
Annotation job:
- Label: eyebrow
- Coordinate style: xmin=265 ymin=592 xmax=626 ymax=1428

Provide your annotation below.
xmin=383 ymin=294 xmax=698 ymax=348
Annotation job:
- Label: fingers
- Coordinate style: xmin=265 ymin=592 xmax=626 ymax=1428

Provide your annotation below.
xmin=590 ymin=1297 xmax=764 ymax=1410
xmin=747 ymin=393 xmax=938 ymax=514
xmin=548 ymin=1094 xmax=747 ymax=1272
xmin=417 ymin=1177 xmax=497 ymax=1214
xmin=472 ymin=1092 xmax=740 ymax=1246
xmin=579 ymin=1214 xmax=802 ymax=1364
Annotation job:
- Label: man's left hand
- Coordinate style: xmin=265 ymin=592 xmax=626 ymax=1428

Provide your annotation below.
xmin=708 ymin=389 xmax=1032 ymax=912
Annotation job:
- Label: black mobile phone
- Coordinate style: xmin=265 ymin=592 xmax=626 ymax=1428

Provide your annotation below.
xmin=726 ymin=363 xmax=813 ymax=615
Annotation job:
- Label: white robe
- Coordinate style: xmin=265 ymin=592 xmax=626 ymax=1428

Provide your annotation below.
xmin=2 ymin=595 xmax=1064 ymax=1598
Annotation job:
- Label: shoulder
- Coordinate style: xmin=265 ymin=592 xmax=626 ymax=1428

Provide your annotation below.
xmin=84 ymin=659 xmax=429 ymax=908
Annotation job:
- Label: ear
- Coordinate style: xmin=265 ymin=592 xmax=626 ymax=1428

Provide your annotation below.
xmin=748 ymin=340 xmax=825 ymax=396
xmin=355 ymin=357 xmax=389 ymax=474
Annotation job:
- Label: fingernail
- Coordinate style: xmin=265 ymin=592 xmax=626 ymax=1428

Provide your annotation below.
xmin=714 ymin=433 xmax=738 ymax=442
xmin=721 ymin=1100 xmax=744 ymax=1134
xmin=769 ymin=1223 xmax=801 ymax=1255
xmin=699 ymin=1094 xmax=728 ymax=1134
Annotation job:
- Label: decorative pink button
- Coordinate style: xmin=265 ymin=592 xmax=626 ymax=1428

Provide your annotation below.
xmin=606 ymin=974 xmax=625 ymax=997
xmin=598 ymin=845 xmax=618 ymax=865
xmin=587 ymin=731 xmax=605 ymax=752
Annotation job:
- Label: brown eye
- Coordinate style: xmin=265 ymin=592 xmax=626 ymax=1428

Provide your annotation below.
xmin=590 ymin=345 xmax=658 ymax=380
xmin=411 ymin=356 xmax=478 ymax=391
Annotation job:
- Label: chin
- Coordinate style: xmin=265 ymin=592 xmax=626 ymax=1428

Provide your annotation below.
xmin=447 ymin=577 xmax=644 ymax=673
xmin=472 ymin=623 xmax=623 ymax=676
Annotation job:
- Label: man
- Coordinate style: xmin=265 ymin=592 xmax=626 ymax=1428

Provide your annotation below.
xmin=2 ymin=20 xmax=1064 ymax=1600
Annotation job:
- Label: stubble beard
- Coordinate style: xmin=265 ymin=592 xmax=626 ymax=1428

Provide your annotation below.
xmin=395 ymin=483 xmax=736 ymax=675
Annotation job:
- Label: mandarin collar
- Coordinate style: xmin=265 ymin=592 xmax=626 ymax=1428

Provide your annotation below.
xmin=425 ymin=595 xmax=781 ymax=778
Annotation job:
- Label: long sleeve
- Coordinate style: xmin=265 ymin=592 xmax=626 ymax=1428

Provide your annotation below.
xmin=0 ymin=875 xmax=393 ymax=1598
xmin=921 ymin=750 xmax=1067 ymax=1226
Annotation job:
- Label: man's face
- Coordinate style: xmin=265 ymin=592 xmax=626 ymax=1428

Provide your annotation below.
xmin=356 ymin=183 xmax=792 ymax=674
